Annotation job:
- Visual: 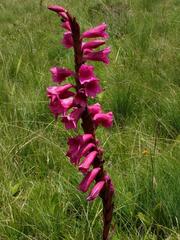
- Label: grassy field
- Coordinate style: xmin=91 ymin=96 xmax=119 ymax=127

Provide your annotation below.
xmin=0 ymin=0 xmax=180 ymax=239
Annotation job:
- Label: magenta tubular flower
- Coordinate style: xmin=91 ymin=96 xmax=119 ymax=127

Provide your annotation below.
xmin=67 ymin=134 xmax=93 ymax=154
xmin=81 ymin=143 xmax=96 ymax=156
xmin=59 ymin=12 xmax=68 ymax=19
xmin=47 ymin=84 xmax=73 ymax=96
xmin=47 ymin=85 xmax=74 ymax=105
xmin=83 ymin=78 xmax=102 ymax=98
xmin=47 ymin=84 xmax=74 ymax=117
xmin=82 ymin=40 xmax=105 ymax=50
xmin=74 ymin=90 xmax=87 ymax=107
xmin=48 ymin=5 xmax=69 ymax=19
xmin=82 ymin=23 xmax=109 ymax=39
xmin=93 ymin=112 xmax=113 ymax=128
xmin=49 ymin=97 xmax=74 ymax=118
xmin=48 ymin=5 xmax=65 ymax=13
xmin=48 ymin=6 xmax=114 ymax=240
xmin=84 ymin=47 xmax=111 ymax=64
xmin=79 ymin=167 xmax=101 ymax=192
xmin=79 ymin=64 xmax=95 ymax=84
xmin=67 ymin=134 xmax=95 ymax=165
xmin=79 ymin=150 xmax=98 ymax=173
xmin=50 ymin=67 xmax=73 ymax=83
xmin=87 ymin=181 xmax=105 ymax=201
xmin=49 ymin=98 xmax=72 ymax=118
xmin=61 ymin=21 xmax=71 ymax=31
xmin=61 ymin=107 xmax=84 ymax=129
xmin=62 ymin=32 xmax=73 ymax=48
xmin=88 ymin=103 xmax=102 ymax=117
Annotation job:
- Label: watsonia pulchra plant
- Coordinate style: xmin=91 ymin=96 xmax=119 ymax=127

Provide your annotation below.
xmin=47 ymin=5 xmax=114 ymax=240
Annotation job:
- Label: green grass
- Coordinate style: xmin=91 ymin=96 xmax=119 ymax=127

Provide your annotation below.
xmin=0 ymin=0 xmax=180 ymax=239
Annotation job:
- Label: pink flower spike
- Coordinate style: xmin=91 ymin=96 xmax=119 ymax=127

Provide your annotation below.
xmin=79 ymin=168 xmax=101 ymax=192
xmin=84 ymin=78 xmax=102 ymax=98
xmin=82 ymin=23 xmax=109 ymax=39
xmin=82 ymin=40 xmax=105 ymax=50
xmin=93 ymin=112 xmax=113 ymax=128
xmin=50 ymin=67 xmax=73 ymax=83
xmin=84 ymin=47 xmax=111 ymax=64
xmin=79 ymin=64 xmax=95 ymax=84
xmin=62 ymin=32 xmax=73 ymax=48
xmin=87 ymin=181 xmax=105 ymax=201
xmin=48 ymin=5 xmax=65 ymax=13
xmin=88 ymin=103 xmax=102 ymax=117
xmin=61 ymin=21 xmax=71 ymax=31
xmin=79 ymin=151 xmax=98 ymax=173
xmin=62 ymin=107 xmax=84 ymax=130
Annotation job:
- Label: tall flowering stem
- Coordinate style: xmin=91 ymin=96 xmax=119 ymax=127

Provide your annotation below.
xmin=47 ymin=5 xmax=114 ymax=240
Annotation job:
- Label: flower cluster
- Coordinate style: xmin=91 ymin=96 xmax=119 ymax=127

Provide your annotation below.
xmin=47 ymin=6 xmax=114 ymax=239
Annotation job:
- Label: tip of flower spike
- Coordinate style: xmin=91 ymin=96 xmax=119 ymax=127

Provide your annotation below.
xmin=48 ymin=5 xmax=65 ymax=12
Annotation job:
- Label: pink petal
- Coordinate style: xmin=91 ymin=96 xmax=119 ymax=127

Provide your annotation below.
xmin=67 ymin=134 xmax=93 ymax=155
xmin=47 ymin=84 xmax=75 ymax=118
xmin=61 ymin=116 xmax=77 ymax=129
xmin=79 ymin=64 xmax=95 ymax=84
xmin=87 ymin=181 xmax=105 ymax=201
xmin=81 ymin=134 xmax=94 ymax=143
xmin=82 ymin=23 xmax=109 ymax=39
xmin=62 ymin=32 xmax=73 ymax=48
xmin=47 ymin=84 xmax=73 ymax=97
xmin=79 ymin=151 xmax=98 ymax=173
xmin=83 ymin=49 xmax=93 ymax=55
xmin=49 ymin=99 xmax=64 ymax=118
xmin=50 ymin=67 xmax=73 ymax=83
xmin=61 ymin=21 xmax=71 ymax=31
xmin=79 ymin=168 xmax=101 ymax=192
xmin=93 ymin=112 xmax=113 ymax=128
xmin=83 ymin=78 xmax=102 ymax=98
xmin=88 ymin=103 xmax=102 ymax=117
xmin=104 ymin=175 xmax=115 ymax=194
xmin=48 ymin=96 xmax=74 ymax=118
xmin=74 ymin=90 xmax=87 ymax=107
xmin=48 ymin=6 xmax=68 ymax=22
xmin=83 ymin=47 xmax=111 ymax=64
xmin=58 ymin=12 xmax=68 ymax=19
xmin=48 ymin=85 xmax=72 ymax=94
xmin=60 ymin=97 xmax=74 ymax=109
xmin=48 ymin=5 xmax=65 ymax=13
xmin=81 ymin=143 xmax=96 ymax=157
xmin=82 ymin=40 xmax=105 ymax=50
xmin=67 ymin=134 xmax=94 ymax=165
xmin=62 ymin=107 xmax=84 ymax=130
